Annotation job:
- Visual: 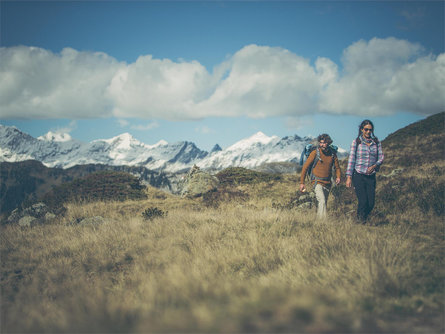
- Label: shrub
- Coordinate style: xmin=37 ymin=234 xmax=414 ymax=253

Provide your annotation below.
xmin=43 ymin=171 xmax=147 ymax=209
xmin=417 ymin=183 xmax=444 ymax=216
xmin=331 ymin=184 xmax=355 ymax=207
xmin=142 ymin=207 xmax=167 ymax=220
xmin=216 ymin=167 xmax=281 ymax=186
xmin=202 ymin=188 xmax=248 ymax=208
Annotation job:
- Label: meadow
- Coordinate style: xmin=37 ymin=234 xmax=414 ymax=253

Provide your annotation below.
xmin=1 ymin=113 xmax=444 ymax=333
xmin=1 ymin=165 xmax=444 ymax=333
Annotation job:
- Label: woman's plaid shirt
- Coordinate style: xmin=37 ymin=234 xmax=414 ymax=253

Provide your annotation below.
xmin=346 ymin=137 xmax=384 ymax=176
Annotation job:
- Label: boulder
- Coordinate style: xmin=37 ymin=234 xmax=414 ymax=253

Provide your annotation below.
xmin=23 ymin=203 xmax=49 ymax=218
xmin=6 ymin=203 xmax=57 ymax=226
xmin=179 ymin=165 xmax=219 ymax=198
xmin=7 ymin=209 xmax=21 ymax=224
xmin=78 ymin=216 xmax=106 ymax=226
xmin=18 ymin=216 xmax=37 ymax=227
xmin=381 ymin=168 xmax=405 ymax=178
xmin=288 ymin=191 xmax=316 ymax=210
xmin=45 ymin=212 xmax=57 ymax=222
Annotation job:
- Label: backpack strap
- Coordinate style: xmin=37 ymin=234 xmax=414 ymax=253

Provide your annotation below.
xmin=310 ymin=148 xmax=327 ymax=187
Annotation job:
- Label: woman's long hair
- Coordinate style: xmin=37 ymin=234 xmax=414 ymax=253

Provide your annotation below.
xmin=357 ymin=119 xmax=379 ymax=143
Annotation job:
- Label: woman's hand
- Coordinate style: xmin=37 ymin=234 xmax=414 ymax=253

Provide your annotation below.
xmin=299 ymin=183 xmax=306 ymax=192
xmin=346 ymin=176 xmax=352 ymax=188
xmin=366 ymin=165 xmax=376 ymax=174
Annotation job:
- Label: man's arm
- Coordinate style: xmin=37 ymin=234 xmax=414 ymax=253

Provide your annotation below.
xmin=333 ymin=154 xmax=341 ymax=185
xmin=299 ymin=150 xmax=316 ymax=191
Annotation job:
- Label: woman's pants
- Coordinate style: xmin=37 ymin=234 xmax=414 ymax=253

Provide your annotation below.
xmin=352 ymin=172 xmax=376 ymax=222
xmin=314 ymin=183 xmax=330 ymax=219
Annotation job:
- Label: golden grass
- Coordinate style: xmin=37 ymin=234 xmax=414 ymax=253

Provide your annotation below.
xmin=1 ymin=197 xmax=443 ymax=333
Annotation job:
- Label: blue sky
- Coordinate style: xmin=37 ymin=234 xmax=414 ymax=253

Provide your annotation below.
xmin=1 ymin=1 xmax=444 ymax=151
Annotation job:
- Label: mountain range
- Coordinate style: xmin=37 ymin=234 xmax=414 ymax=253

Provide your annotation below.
xmin=0 ymin=124 xmax=347 ymax=172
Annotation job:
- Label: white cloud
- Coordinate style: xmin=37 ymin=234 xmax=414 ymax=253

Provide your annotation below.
xmin=51 ymin=120 xmax=77 ymax=135
xmin=0 ymin=46 xmax=121 ymax=119
xmin=106 ymin=55 xmax=213 ymax=120
xmin=1 ymin=39 xmax=443 ymax=120
xmin=319 ymin=38 xmax=445 ymax=115
xmin=193 ymin=45 xmax=321 ymax=118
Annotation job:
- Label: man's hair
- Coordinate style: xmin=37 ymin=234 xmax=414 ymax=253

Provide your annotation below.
xmin=317 ymin=133 xmax=333 ymax=145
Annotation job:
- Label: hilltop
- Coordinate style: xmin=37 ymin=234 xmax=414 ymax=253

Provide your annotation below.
xmin=382 ymin=111 xmax=444 ymax=167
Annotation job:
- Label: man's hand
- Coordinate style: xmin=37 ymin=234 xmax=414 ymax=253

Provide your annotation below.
xmin=346 ymin=176 xmax=352 ymax=188
xmin=335 ymin=177 xmax=340 ymax=185
xmin=299 ymin=183 xmax=306 ymax=192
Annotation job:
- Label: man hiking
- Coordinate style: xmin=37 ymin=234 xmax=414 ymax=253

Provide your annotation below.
xmin=346 ymin=119 xmax=384 ymax=224
xmin=300 ymin=134 xmax=341 ymax=219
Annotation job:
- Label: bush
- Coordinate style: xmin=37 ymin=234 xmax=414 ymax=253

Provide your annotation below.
xmin=43 ymin=171 xmax=147 ymax=209
xmin=142 ymin=207 xmax=167 ymax=220
xmin=216 ymin=167 xmax=281 ymax=186
xmin=376 ymin=176 xmax=444 ymax=217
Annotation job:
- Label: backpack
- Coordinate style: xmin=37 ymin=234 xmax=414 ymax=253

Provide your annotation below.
xmin=299 ymin=143 xmax=338 ymax=167
xmin=299 ymin=144 xmax=338 ymax=184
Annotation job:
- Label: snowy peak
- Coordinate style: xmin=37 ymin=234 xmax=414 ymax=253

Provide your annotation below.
xmin=153 ymin=139 xmax=168 ymax=147
xmin=227 ymin=131 xmax=280 ymax=150
xmin=210 ymin=144 xmax=222 ymax=154
xmin=103 ymin=133 xmax=144 ymax=148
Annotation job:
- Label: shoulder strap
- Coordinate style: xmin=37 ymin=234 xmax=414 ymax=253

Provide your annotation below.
xmin=354 ymin=137 xmax=361 ymax=157
xmin=309 ymin=148 xmax=321 ymax=177
xmin=315 ymin=147 xmax=322 ymax=165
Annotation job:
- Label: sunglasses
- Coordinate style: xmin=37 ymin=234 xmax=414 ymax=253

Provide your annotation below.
xmin=363 ymin=128 xmax=373 ymax=132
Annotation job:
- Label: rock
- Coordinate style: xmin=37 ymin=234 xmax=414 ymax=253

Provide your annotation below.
xmin=382 ymin=168 xmax=405 ymax=178
xmin=297 ymin=202 xmax=313 ymax=210
xmin=179 ymin=165 xmax=219 ymax=198
xmin=78 ymin=216 xmax=106 ymax=226
xmin=23 ymin=203 xmax=49 ymax=218
xmin=7 ymin=209 xmax=21 ymax=224
xmin=18 ymin=216 xmax=37 ymax=227
xmin=45 ymin=212 xmax=57 ymax=222
xmin=6 ymin=202 xmax=57 ymax=226
xmin=287 ymin=191 xmax=316 ymax=210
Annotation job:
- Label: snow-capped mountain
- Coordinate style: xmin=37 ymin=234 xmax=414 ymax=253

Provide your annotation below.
xmin=198 ymin=132 xmax=304 ymax=170
xmin=0 ymin=124 xmax=346 ymax=172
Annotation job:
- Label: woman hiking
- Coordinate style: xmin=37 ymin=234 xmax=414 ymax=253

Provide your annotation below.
xmin=346 ymin=120 xmax=384 ymax=223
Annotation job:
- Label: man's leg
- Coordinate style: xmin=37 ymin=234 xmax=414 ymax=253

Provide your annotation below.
xmin=314 ymin=184 xmax=328 ymax=219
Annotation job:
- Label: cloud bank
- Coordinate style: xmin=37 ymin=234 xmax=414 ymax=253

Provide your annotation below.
xmin=1 ymin=38 xmax=444 ymax=120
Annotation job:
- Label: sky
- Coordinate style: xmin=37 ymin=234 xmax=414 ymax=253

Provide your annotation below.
xmin=1 ymin=0 xmax=444 ymax=152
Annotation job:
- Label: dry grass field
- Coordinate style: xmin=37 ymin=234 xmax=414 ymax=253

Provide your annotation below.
xmin=1 ymin=170 xmax=444 ymax=333
xmin=1 ymin=113 xmax=444 ymax=333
